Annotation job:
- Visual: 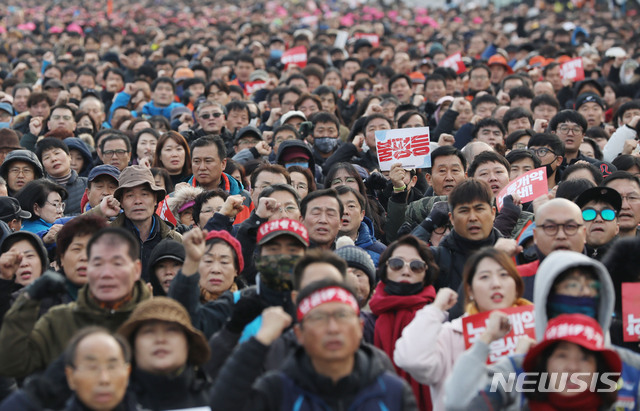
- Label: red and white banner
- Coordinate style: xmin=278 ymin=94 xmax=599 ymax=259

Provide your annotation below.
xmin=353 ymin=32 xmax=380 ymax=47
xmin=622 ymin=283 xmax=640 ymax=342
xmin=438 ymin=52 xmax=466 ymax=75
xmin=375 ymin=127 xmax=431 ymax=171
xmin=245 ymin=80 xmax=267 ymax=95
xmin=463 ymin=305 xmax=536 ymax=364
xmin=496 ymin=167 xmax=548 ymax=210
xmin=560 ymin=57 xmax=585 ymax=82
xmin=281 ymin=46 xmax=308 ymax=69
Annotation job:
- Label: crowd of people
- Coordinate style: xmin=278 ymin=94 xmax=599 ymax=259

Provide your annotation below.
xmin=0 ymin=0 xmax=639 ymax=409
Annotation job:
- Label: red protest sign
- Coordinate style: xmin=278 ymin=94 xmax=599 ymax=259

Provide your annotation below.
xmin=245 ymin=80 xmax=267 ymax=95
xmin=375 ymin=127 xmax=431 ymax=171
xmin=354 ymin=32 xmax=380 ymax=47
xmin=281 ymin=46 xmax=307 ymax=69
xmin=496 ymin=167 xmax=548 ymax=210
xmin=622 ymin=283 xmax=640 ymax=342
xmin=438 ymin=52 xmax=466 ymax=74
xmin=560 ymin=57 xmax=585 ymax=82
xmin=463 ymin=305 xmax=536 ymax=364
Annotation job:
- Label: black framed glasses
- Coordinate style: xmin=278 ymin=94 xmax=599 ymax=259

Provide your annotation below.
xmin=582 ymin=208 xmax=616 ymax=222
xmin=538 ymin=222 xmax=583 ymax=236
xmin=387 ymin=258 xmax=426 ymax=274
xmin=529 ymin=147 xmax=555 ymax=158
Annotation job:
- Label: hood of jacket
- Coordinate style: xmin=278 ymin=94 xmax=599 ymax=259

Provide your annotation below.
xmin=276 ymin=139 xmax=316 ymax=178
xmin=533 ymin=250 xmax=614 ymax=340
xmin=280 ymin=343 xmax=389 ymax=401
xmin=355 ymin=217 xmax=376 ymax=248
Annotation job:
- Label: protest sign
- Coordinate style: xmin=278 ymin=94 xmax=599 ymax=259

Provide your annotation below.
xmin=496 ymin=167 xmax=547 ymax=210
xmin=622 ymin=283 xmax=640 ymax=342
xmin=353 ymin=32 xmax=380 ymax=47
xmin=560 ymin=57 xmax=585 ymax=82
xmin=438 ymin=52 xmax=466 ymax=74
xmin=463 ymin=305 xmax=536 ymax=364
xmin=245 ymin=80 xmax=267 ymax=95
xmin=375 ymin=127 xmax=431 ymax=171
xmin=281 ymin=46 xmax=307 ymax=69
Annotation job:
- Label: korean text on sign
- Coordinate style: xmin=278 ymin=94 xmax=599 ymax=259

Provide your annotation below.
xmin=622 ymin=283 xmax=640 ymax=342
xmin=281 ymin=46 xmax=308 ymax=69
xmin=496 ymin=167 xmax=547 ymax=210
xmin=462 ymin=305 xmax=536 ymax=364
xmin=375 ymin=127 xmax=431 ymax=172
xmin=560 ymin=58 xmax=585 ymax=82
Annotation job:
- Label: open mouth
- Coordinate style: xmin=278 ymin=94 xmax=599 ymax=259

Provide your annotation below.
xmin=491 ymin=293 xmax=504 ymax=303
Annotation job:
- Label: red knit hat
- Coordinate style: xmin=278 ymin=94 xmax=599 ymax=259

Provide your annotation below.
xmin=205 ymin=230 xmax=244 ymax=272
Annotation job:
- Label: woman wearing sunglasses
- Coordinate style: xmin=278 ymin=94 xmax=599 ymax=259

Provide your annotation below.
xmin=369 ymin=235 xmax=438 ymax=411
xmin=393 ymin=247 xmax=530 ymax=411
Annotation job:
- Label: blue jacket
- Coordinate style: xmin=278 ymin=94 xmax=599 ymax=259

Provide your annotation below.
xmin=141 ymin=101 xmax=186 ymax=120
xmin=354 ymin=217 xmax=386 ymax=267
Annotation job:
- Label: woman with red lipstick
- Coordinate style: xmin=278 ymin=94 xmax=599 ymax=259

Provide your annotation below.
xmin=394 ymin=247 xmax=530 ymax=411
xmin=369 ymin=235 xmax=439 ymax=411
xmin=153 ymin=131 xmax=191 ymax=189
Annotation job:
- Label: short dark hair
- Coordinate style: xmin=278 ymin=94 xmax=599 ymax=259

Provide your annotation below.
xmin=425 ymin=74 xmax=445 ymax=87
xmin=472 ymin=94 xmax=499 ymax=109
xmin=363 ymin=113 xmax=393 ymax=130
xmin=602 ymin=171 xmax=640 ymax=191
xmin=27 ymin=92 xmax=53 ymax=108
xmin=87 ymin=227 xmax=140 ymax=262
xmin=226 ymin=100 xmax=250 ymax=119
xmin=293 ymin=250 xmax=347 ymax=290
xmin=428 ymin=145 xmax=467 ymax=174
xmin=502 ymin=107 xmax=533 ymax=130
xmin=505 ymin=149 xmax=541 ymax=169
xmin=100 ymin=133 xmax=132 ymax=153
xmin=612 ymin=155 xmax=640 ymax=173
xmin=563 ymin=162 xmax=603 ymax=185
xmin=397 ymin=111 xmax=427 ymax=128
xmin=334 ymin=185 xmax=366 ymax=210
xmin=56 ymin=215 xmax=109 ymax=265
xmin=549 ymin=110 xmax=588 ymax=133
xmin=15 ymin=179 xmax=68 ymax=221
xmin=250 ymin=164 xmax=291 ymax=189
xmin=151 ymin=76 xmax=175 ymax=93
xmin=472 ymin=118 xmax=505 ymax=139
xmin=449 ymin=178 xmax=493 ymax=211
xmin=509 ymin=86 xmax=534 ymax=100
xmin=531 ymin=94 xmax=560 ymax=112
xmin=377 ymin=235 xmax=438 ymax=286
xmin=467 ymin=151 xmax=510 ymax=178
xmin=190 ymin=135 xmax=227 ymax=161
xmin=388 ymin=73 xmax=412 ymax=91
xmin=310 ymin=111 xmax=340 ymax=131
xmin=64 ymin=327 xmax=131 ymax=368
xmin=300 ymin=188 xmax=344 ymax=219
xmin=505 ymin=129 xmax=535 ymax=150
xmin=260 ymin=183 xmax=300 ymax=205
xmin=36 ymin=137 xmax=70 ymax=162
xmin=278 ymin=86 xmax=302 ymax=104
xmin=528 ymin=132 xmax=565 ymax=157
xmin=556 ymin=178 xmax=595 ymax=201
xmin=614 ymin=100 xmax=640 ymax=127
xmin=192 ymin=189 xmax=229 ymax=226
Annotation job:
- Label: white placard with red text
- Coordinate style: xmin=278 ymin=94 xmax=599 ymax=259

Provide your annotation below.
xmin=353 ymin=32 xmax=380 ymax=47
xmin=496 ymin=167 xmax=548 ymax=210
xmin=463 ymin=305 xmax=536 ymax=364
xmin=375 ymin=127 xmax=431 ymax=171
xmin=438 ymin=52 xmax=466 ymax=74
xmin=560 ymin=58 xmax=585 ymax=82
xmin=281 ymin=46 xmax=308 ymax=69
xmin=622 ymin=283 xmax=640 ymax=342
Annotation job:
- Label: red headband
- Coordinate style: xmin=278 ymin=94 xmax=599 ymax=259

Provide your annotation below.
xmin=297 ymin=286 xmax=360 ymax=322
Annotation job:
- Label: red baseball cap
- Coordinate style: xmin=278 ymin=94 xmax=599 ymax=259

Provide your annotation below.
xmin=257 ymin=218 xmax=309 ymax=247
xmin=488 ymin=54 xmax=514 ymax=74
xmin=523 ymin=314 xmax=621 ymax=374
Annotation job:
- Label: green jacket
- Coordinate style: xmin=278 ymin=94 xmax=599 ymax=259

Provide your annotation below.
xmin=0 ymin=280 xmax=151 ymax=379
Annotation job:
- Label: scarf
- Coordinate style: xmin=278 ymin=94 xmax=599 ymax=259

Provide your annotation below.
xmin=528 ymin=391 xmax=603 ymax=411
xmin=369 ymin=281 xmax=436 ymax=411
xmin=200 ymin=281 xmax=238 ymax=303
xmin=465 ymin=298 xmax=532 ymax=315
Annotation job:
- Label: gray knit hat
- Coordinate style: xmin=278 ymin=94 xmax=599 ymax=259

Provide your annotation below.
xmin=335 ymin=237 xmax=376 ymax=288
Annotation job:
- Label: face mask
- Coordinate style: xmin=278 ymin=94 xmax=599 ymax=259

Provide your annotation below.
xmin=76 ymin=127 xmax=94 ymax=136
xmin=384 ymin=279 xmax=424 ymax=296
xmin=285 ymin=162 xmax=308 ymax=169
xmin=547 ymin=294 xmax=598 ymax=320
xmin=314 ymin=137 xmax=338 ymax=154
xmin=0 ymin=122 xmax=11 ymax=129
xmin=255 ymin=254 xmax=302 ymax=291
xmin=270 ymin=49 xmax=283 ymax=59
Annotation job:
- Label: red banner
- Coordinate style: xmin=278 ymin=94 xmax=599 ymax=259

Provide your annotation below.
xmin=560 ymin=57 xmax=585 ymax=82
xmin=463 ymin=305 xmax=536 ymax=364
xmin=281 ymin=46 xmax=308 ymax=69
xmin=353 ymin=33 xmax=380 ymax=47
xmin=245 ymin=80 xmax=267 ymax=95
xmin=622 ymin=283 xmax=640 ymax=342
xmin=496 ymin=167 xmax=548 ymax=210
xmin=438 ymin=52 xmax=466 ymax=75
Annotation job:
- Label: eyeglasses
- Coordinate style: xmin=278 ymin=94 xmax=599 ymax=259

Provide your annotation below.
xmin=537 ymin=222 xmax=582 ymax=236
xmin=199 ymin=112 xmax=223 ymax=119
xmin=303 ymin=309 xmax=358 ymax=326
xmin=330 ymin=177 xmax=357 ymax=186
xmin=387 ymin=257 xmax=427 ymax=274
xmin=433 ymin=225 xmax=451 ymax=235
xmin=103 ymin=149 xmax=129 ymax=157
xmin=8 ymin=167 xmax=34 ymax=176
xmin=529 ymin=147 xmax=555 ymax=158
xmin=582 ymin=208 xmax=616 ymax=222
xmin=620 ymin=194 xmax=640 ymax=204
xmin=45 ymin=200 xmax=66 ymax=211
xmin=279 ymin=205 xmax=299 ymax=214
xmin=556 ymin=125 xmax=583 ymax=135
